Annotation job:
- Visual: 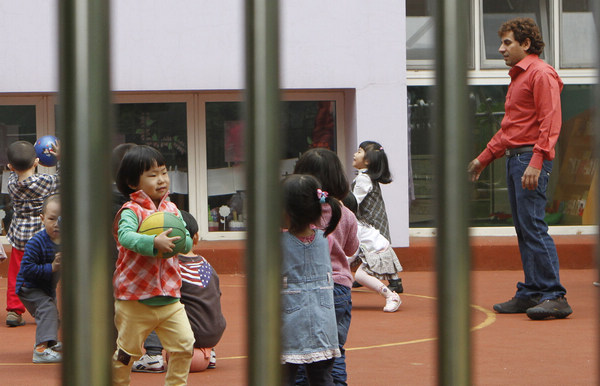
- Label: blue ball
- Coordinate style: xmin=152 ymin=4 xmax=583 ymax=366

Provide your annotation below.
xmin=34 ymin=135 xmax=58 ymax=167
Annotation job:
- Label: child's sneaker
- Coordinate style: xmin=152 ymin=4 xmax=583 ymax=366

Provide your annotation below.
xmin=6 ymin=311 xmax=25 ymax=327
xmin=383 ymin=292 xmax=401 ymax=312
xmin=132 ymin=354 xmax=166 ymax=373
xmin=33 ymin=347 xmax=62 ymax=363
xmin=207 ymin=348 xmax=216 ymax=369
xmin=49 ymin=341 xmax=62 ymax=352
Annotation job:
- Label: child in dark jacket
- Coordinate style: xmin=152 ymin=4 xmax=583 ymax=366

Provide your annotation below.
xmin=16 ymin=194 xmax=62 ymax=363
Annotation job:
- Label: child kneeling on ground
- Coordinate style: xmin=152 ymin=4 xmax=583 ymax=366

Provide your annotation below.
xmin=16 ymin=194 xmax=62 ymax=363
xmin=132 ymin=210 xmax=227 ymax=373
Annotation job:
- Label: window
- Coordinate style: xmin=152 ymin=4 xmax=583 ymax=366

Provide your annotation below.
xmin=560 ymin=0 xmax=596 ymax=68
xmin=202 ymin=93 xmax=342 ymax=236
xmin=481 ymin=0 xmax=551 ymax=68
xmin=113 ymin=96 xmax=192 ymax=212
xmin=408 ymin=84 xmax=596 ymax=227
xmin=0 ymin=97 xmax=46 ymax=236
xmin=406 ymin=1 xmax=435 ymax=67
xmin=407 ymin=0 xmax=473 ymax=69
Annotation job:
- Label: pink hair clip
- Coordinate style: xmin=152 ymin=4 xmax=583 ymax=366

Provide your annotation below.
xmin=317 ymin=189 xmax=328 ymax=203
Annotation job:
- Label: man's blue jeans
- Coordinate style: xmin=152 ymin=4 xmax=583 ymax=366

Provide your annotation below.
xmin=296 ymin=283 xmax=352 ymax=385
xmin=506 ymin=153 xmax=566 ymax=300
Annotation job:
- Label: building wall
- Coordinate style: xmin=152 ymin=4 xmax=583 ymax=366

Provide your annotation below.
xmin=0 ymin=0 xmax=409 ymax=245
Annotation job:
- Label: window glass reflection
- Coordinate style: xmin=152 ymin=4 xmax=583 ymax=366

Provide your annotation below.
xmin=408 ymin=84 xmax=596 ymax=226
xmin=114 ymin=102 xmax=189 ymax=211
xmin=205 ymin=100 xmax=337 ymax=232
xmin=0 ymin=105 xmax=37 ymax=235
xmin=481 ymin=0 xmax=550 ymax=67
xmin=560 ymin=1 xmax=596 ymax=68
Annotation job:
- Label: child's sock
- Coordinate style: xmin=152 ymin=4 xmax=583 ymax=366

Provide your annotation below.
xmin=35 ymin=343 xmax=48 ymax=353
xmin=378 ymin=284 xmax=395 ymax=298
xmin=355 ymin=264 xmax=389 ymax=297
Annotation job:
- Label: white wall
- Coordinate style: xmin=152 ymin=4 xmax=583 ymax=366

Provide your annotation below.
xmin=0 ymin=1 xmax=58 ymax=92
xmin=0 ymin=0 xmax=409 ymax=246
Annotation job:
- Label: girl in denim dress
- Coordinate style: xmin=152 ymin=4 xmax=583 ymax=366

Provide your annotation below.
xmin=281 ymin=174 xmax=342 ymax=386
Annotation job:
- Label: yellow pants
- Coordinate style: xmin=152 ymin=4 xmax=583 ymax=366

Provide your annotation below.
xmin=112 ymin=299 xmax=194 ymax=386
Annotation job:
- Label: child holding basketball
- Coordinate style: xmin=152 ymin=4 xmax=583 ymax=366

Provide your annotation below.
xmin=352 ymin=140 xmax=403 ymax=294
xmin=5 ymin=140 xmax=60 ymax=327
xmin=112 ymin=145 xmax=194 ymax=386
xmin=281 ymin=174 xmax=341 ymax=385
xmin=16 ymin=194 xmax=62 ymax=363
xmin=293 ymin=148 xmax=359 ymax=385
xmin=133 ymin=210 xmax=227 ymax=374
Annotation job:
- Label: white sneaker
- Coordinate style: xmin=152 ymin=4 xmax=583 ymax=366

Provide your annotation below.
xmin=207 ymin=348 xmax=216 ymax=369
xmin=33 ymin=347 xmax=62 ymax=363
xmin=132 ymin=354 xmax=166 ymax=373
xmin=383 ymin=292 xmax=401 ymax=312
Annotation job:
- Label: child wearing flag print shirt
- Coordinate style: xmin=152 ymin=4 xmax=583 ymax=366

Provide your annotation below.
xmin=133 ymin=210 xmax=226 ymax=373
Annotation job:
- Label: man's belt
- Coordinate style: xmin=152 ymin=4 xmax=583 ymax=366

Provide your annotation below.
xmin=505 ymin=145 xmax=534 ymax=157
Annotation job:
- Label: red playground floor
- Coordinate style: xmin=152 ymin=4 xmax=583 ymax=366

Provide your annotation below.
xmin=0 ymin=269 xmax=597 ymax=385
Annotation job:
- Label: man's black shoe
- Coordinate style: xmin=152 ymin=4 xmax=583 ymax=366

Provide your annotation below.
xmin=526 ymin=297 xmax=573 ymax=320
xmin=493 ymin=296 xmax=539 ymax=314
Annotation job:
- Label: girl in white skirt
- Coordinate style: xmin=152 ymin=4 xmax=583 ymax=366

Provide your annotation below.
xmin=344 ymin=192 xmax=403 ymax=312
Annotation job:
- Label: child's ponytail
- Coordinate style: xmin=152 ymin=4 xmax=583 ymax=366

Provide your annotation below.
xmin=321 ymin=191 xmax=342 ymax=237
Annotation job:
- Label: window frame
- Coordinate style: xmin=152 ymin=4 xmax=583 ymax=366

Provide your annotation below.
xmin=0 ymin=95 xmax=52 ymax=243
xmin=479 ymin=0 xmax=553 ymax=69
xmin=196 ymin=90 xmax=346 ymax=240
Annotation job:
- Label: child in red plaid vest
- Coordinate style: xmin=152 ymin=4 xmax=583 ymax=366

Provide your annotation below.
xmin=112 ymin=145 xmax=193 ymax=386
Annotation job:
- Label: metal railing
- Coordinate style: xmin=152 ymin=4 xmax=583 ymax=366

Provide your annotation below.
xmin=58 ymin=0 xmax=113 ymax=384
xmin=433 ymin=0 xmax=472 ymax=384
xmin=57 ymin=0 xmax=477 ymax=384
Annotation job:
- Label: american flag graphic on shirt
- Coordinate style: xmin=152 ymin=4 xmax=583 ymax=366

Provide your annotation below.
xmin=180 ymin=260 xmax=212 ymax=288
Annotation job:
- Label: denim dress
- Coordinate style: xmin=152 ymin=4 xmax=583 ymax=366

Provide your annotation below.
xmin=281 ymin=230 xmax=341 ymax=364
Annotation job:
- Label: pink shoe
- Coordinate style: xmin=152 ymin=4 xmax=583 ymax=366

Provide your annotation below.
xmin=383 ymin=292 xmax=401 ymax=312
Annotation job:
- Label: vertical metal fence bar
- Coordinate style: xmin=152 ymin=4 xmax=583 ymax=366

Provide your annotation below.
xmin=244 ymin=0 xmax=282 ymax=385
xmin=58 ymin=0 xmax=113 ymax=385
xmin=593 ymin=1 xmax=600 ymax=385
xmin=433 ymin=0 xmax=471 ymax=385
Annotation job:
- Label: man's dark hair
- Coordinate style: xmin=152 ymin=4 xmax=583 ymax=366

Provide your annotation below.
xmin=498 ymin=17 xmax=545 ymax=55
xmin=7 ymin=141 xmax=36 ymax=171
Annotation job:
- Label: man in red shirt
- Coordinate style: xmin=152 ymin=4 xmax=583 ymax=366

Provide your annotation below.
xmin=468 ymin=17 xmax=572 ymax=320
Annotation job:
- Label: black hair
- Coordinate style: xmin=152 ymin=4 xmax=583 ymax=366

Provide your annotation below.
xmin=283 ymin=174 xmax=341 ymax=237
xmin=179 ymin=210 xmax=198 ymax=238
xmin=7 ymin=141 xmax=37 ymax=171
xmin=342 ymin=192 xmax=358 ymax=215
xmin=116 ymin=145 xmax=166 ymax=196
xmin=42 ymin=194 xmax=60 ymax=214
xmin=499 ymin=17 xmax=545 ymax=55
xmin=359 ymin=140 xmax=392 ymax=184
xmin=293 ymin=148 xmax=349 ymax=200
xmin=111 ymin=143 xmax=137 ymax=181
